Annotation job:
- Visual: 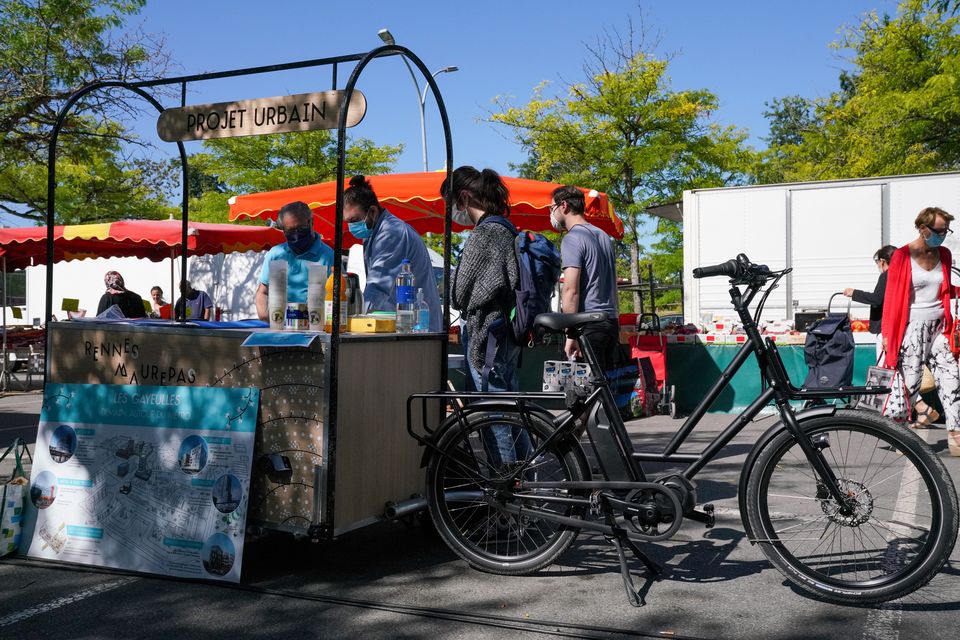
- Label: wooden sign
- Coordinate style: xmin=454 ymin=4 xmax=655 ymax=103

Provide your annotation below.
xmin=156 ymin=90 xmax=367 ymax=142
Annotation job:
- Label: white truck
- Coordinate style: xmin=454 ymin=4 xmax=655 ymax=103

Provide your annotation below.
xmin=682 ymin=171 xmax=960 ymax=325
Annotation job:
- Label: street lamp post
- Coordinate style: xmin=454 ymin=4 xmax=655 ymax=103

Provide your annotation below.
xmin=378 ymin=29 xmax=457 ymax=171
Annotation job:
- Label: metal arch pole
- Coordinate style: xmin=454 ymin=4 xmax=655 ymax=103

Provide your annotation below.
xmin=178 ymin=82 xmax=189 ymax=323
xmin=329 ymin=43 xmax=455 ymax=531
xmin=414 ymin=51 xmax=456 ymax=388
xmin=46 ymin=81 xmax=190 ymax=376
xmin=170 ymin=247 xmax=175 ymax=318
xmin=2 ymin=255 xmax=7 ymax=392
xmin=394 ymin=47 xmax=456 ymax=388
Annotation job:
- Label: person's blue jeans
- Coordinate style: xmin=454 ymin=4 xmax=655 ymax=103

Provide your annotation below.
xmin=460 ymin=321 xmax=531 ymax=468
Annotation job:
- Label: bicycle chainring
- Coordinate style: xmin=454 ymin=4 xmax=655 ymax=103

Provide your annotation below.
xmin=623 ymin=485 xmax=684 ymax=541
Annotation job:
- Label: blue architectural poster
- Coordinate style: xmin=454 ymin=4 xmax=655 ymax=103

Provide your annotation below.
xmin=21 ymin=383 xmax=259 ymax=583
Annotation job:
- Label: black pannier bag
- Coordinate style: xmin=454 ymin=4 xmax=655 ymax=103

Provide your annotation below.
xmin=802 ymin=293 xmax=855 ymax=389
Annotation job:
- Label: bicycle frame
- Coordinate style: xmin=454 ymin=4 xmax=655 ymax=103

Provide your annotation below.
xmin=407 ymin=273 xmax=891 ymax=522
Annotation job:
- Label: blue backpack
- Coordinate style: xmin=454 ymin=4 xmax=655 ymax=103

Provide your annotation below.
xmin=476 ymin=216 xmax=562 ymax=388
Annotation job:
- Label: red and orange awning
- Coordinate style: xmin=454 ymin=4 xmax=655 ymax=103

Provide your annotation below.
xmin=228 ymin=172 xmax=623 ymax=249
xmin=0 ymin=219 xmax=285 ymax=270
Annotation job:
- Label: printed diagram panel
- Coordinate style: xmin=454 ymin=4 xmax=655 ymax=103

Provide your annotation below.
xmin=23 ymin=383 xmax=259 ymax=583
xmin=48 ymin=326 xmax=327 ymax=535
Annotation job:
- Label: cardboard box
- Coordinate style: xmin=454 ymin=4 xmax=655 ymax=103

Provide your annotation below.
xmin=349 ymin=315 xmax=397 ymax=333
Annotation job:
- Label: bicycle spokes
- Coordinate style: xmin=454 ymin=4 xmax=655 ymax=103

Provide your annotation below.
xmin=435 ymin=420 xmax=580 ymax=562
xmin=759 ymin=427 xmax=937 ymax=584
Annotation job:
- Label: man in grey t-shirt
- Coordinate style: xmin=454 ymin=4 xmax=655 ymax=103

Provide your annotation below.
xmin=550 ymin=185 xmax=620 ymax=374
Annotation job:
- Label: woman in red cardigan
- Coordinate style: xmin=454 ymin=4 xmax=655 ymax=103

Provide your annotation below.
xmin=881 ymin=206 xmax=960 ymax=456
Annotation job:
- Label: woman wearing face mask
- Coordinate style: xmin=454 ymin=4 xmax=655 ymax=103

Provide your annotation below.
xmin=255 ymin=200 xmax=334 ymax=321
xmin=343 ymin=175 xmax=442 ymax=330
xmin=443 ymin=166 xmax=531 ymax=465
xmin=881 ymin=207 xmax=960 ymax=455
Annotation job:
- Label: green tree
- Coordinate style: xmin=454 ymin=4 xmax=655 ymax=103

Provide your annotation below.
xmin=0 ymin=0 xmax=176 ymax=223
xmin=185 ymin=131 xmax=403 ymax=223
xmin=764 ymin=96 xmax=817 ymax=147
xmin=491 ymin=35 xmax=754 ymax=313
xmin=759 ymin=0 xmax=960 ymax=181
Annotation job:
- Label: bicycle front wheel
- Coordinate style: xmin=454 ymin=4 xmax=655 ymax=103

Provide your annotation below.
xmin=745 ymin=409 xmax=958 ymax=604
xmin=426 ymin=409 xmax=588 ymax=575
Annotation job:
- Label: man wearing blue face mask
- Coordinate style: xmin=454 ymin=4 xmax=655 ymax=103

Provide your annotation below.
xmin=343 ymin=175 xmax=441 ymax=331
xmin=255 ymin=200 xmax=334 ymax=321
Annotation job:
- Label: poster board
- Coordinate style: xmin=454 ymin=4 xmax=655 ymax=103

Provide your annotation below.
xmin=21 ymin=382 xmax=259 ymax=583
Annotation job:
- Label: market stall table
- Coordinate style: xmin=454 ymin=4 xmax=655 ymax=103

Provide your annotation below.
xmin=665 ymin=340 xmax=880 ymax=415
xmin=46 ymin=319 xmax=443 ymax=537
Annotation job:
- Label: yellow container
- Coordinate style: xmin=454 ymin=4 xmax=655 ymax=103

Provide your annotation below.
xmin=349 ymin=315 xmax=397 ymax=333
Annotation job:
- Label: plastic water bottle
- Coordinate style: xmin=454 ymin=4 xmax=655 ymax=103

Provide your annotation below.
xmin=395 ymin=259 xmax=415 ymax=334
xmin=414 ymin=288 xmax=430 ymax=333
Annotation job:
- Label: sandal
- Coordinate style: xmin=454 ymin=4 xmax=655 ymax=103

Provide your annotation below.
xmin=949 ymin=432 xmax=960 ymax=457
xmin=911 ymin=403 xmax=942 ymax=429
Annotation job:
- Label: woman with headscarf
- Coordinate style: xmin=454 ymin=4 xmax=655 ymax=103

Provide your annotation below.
xmin=96 ymin=271 xmax=147 ymax=318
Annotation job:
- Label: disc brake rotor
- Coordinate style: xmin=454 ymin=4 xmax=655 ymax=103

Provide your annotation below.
xmin=819 ymin=479 xmax=873 ymax=527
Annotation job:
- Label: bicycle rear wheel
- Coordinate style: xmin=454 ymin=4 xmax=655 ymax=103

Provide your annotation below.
xmin=745 ymin=409 xmax=958 ymax=604
xmin=426 ymin=410 xmax=587 ymax=575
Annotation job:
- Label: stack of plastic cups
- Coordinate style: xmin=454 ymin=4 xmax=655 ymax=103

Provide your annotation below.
xmin=268 ymin=259 xmax=288 ymax=330
xmin=307 ymin=262 xmax=327 ymax=332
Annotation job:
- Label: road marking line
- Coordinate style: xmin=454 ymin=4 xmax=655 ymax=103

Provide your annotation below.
xmin=0 ymin=576 xmax=137 ymax=627
xmin=862 ymin=602 xmax=901 ymax=640
xmin=861 ymin=456 xmax=919 ymax=640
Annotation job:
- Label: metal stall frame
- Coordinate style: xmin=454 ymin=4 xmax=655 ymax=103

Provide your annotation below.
xmin=44 ymin=46 xmax=454 ymax=540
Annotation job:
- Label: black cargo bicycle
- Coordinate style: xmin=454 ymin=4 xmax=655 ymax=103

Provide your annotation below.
xmin=407 ymin=254 xmax=958 ymax=605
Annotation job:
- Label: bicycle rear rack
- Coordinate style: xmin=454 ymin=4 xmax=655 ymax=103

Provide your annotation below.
xmin=406 ymin=390 xmax=568 ymax=450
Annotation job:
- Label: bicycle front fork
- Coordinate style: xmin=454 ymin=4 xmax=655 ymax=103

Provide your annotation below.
xmin=776 ymin=399 xmax=851 ymax=507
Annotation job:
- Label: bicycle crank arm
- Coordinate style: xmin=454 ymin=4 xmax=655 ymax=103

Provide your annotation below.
xmin=686 ymin=503 xmax=715 ymax=528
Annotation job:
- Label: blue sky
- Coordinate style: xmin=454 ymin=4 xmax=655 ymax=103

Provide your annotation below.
xmin=122 ymin=1 xmax=898 ymax=171
xmin=19 ymin=0 xmax=903 ymax=229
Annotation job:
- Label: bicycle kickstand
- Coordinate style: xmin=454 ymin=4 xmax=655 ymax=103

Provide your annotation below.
xmin=602 ymin=502 xmax=663 ymax=607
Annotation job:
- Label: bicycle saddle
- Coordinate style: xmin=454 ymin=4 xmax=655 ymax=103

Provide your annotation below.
xmin=534 ymin=312 xmax=610 ymax=332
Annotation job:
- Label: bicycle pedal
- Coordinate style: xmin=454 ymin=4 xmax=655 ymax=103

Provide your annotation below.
xmin=687 ymin=503 xmax=715 ymax=529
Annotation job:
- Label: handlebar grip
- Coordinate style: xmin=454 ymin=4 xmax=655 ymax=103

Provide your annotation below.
xmin=693 ymin=259 xmax=740 ymax=279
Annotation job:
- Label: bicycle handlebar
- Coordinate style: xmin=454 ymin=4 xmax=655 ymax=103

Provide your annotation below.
xmin=693 ymin=254 xmax=771 ymax=282
xmin=692 ymin=259 xmax=740 ymax=279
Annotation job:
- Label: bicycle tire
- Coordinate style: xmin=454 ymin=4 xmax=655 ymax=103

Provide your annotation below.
xmin=745 ymin=409 xmax=958 ymax=604
xmin=426 ymin=410 xmax=588 ymax=575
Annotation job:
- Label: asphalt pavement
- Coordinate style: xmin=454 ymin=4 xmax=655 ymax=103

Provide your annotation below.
xmin=1 ymin=392 xmax=959 ymax=639
xmin=0 ymin=387 xmax=42 ymax=450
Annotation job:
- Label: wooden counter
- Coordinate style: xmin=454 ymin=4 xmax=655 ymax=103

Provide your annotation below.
xmin=47 ymin=321 xmax=443 ymax=537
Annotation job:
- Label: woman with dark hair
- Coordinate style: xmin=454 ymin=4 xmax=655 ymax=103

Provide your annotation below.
xmin=343 ymin=175 xmax=441 ymax=330
xmin=96 ymin=271 xmax=146 ymax=318
xmin=881 ymin=207 xmax=960 ymax=454
xmin=443 ymin=166 xmax=530 ymax=465
xmin=843 ymin=244 xmax=897 ymax=360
